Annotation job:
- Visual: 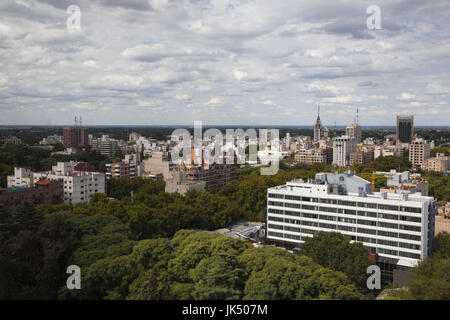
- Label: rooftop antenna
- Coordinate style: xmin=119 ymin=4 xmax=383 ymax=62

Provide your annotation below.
xmin=356 ymin=108 xmax=360 ymax=125
xmin=74 ymin=116 xmax=78 ymax=127
xmin=79 ymin=116 xmax=82 ymax=128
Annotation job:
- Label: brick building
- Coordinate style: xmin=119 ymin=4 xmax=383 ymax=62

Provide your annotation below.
xmin=0 ymin=180 xmax=63 ymax=209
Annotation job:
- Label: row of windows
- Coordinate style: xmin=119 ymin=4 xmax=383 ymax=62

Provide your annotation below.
xmin=267 ymin=228 xmax=421 ymax=254
xmin=268 ymin=195 xmax=422 ymax=213
xmin=268 ymin=216 xmax=422 ymax=241
xmin=268 ymin=210 xmax=422 ymax=232
xmin=269 ymin=203 xmax=422 ymax=222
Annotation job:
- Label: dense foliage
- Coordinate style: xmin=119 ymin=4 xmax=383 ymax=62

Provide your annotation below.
xmin=0 ymin=203 xmax=365 ymax=300
xmin=384 ymin=232 xmax=450 ymax=300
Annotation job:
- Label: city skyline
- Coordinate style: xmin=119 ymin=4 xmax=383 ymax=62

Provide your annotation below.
xmin=1 ymin=0 xmax=450 ymax=126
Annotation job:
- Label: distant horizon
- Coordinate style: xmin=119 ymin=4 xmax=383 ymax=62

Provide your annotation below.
xmin=1 ymin=124 xmax=449 ymax=129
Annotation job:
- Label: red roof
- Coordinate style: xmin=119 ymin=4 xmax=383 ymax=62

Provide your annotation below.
xmin=35 ymin=179 xmax=54 ymax=186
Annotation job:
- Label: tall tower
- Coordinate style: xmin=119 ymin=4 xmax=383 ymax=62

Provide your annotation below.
xmin=314 ymin=105 xmax=322 ymax=142
xmin=346 ymin=108 xmax=362 ymax=143
xmin=396 ymin=115 xmax=414 ymax=144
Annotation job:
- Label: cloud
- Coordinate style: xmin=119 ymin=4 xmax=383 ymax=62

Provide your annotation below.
xmin=0 ymin=0 xmax=449 ymax=125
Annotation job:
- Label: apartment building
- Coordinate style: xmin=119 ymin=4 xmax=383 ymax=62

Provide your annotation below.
xmin=7 ymin=162 xmax=106 ymax=204
xmin=91 ymin=135 xmax=119 ymax=157
xmin=266 ymin=172 xmax=436 ymax=284
xmin=421 ymin=153 xmax=450 ymax=173
xmin=349 ymin=150 xmax=374 ymax=166
xmin=409 ymin=138 xmax=430 ymax=168
xmin=63 ymin=127 xmax=89 ymax=148
xmin=294 ymin=148 xmax=333 ymax=165
xmin=106 ymin=153 xmax=143 ymax=180
xmin=346 ymin=123 xmax=362 ymax=144
xmin=333 ymin=136 xmax=356 ymax=167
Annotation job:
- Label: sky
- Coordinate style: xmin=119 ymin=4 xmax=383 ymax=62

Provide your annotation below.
xmin=0 ymin=0 xmax=450 ymax=126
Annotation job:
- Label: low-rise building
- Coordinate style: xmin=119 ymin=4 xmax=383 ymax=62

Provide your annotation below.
xmin=164 ymin=170 xmax=206 ymax=195
xmin=294 ymin=148 xmax=333 ymax=165
xmin=0 ymin=180 xmax=63 ymax=209
xmin=7 ymin=161 xmax=106 ymax=204
xmin=349 ymin=150 xmax=374 ymax=166
xmin=421 ymin=153 xmax=450 ymax=173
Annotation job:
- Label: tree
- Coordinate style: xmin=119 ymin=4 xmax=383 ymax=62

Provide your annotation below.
xmin=301 ymin=232 xmax=372 ymax=290
xmin=191 ymin=253 xmax=245 ymax=300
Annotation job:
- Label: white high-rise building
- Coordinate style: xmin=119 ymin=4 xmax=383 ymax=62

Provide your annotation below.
xmin=91 ymin=135 xmax=119 ymax=157
xmin=266 ymin=172 xmax=437 ymax=280
xmin=409 ymin=138 xmax=430 ymax=168
xmin=333 ymin=136 xmax=356 ymax=167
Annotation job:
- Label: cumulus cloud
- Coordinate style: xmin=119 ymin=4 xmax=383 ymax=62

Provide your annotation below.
xmin=0 ymin=0 xmax=449 ymax=125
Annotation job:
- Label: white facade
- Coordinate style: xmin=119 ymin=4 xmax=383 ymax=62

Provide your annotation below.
xmin=7 ymin=168 xmax=34 ymax=188
xmin=346 ymin=124 xmax=362 ymax=143
xmin=333 ymin=136 xmax=356 ymax=167
xmin=409 ymin=138 xmax=430 ymax=168
xmin=266 ymin=172 xmax=436 ymax=268
xmin=7 ymin=162 xmax=106 ymax=204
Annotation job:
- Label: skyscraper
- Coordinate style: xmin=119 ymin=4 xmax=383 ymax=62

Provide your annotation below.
xmin=314 ymin=105 xmax=322 ymax=142
xmin=346 ymin=108 xmax=362 ymax=143
xmin=396 ymin=115 xmax=414 ymax=144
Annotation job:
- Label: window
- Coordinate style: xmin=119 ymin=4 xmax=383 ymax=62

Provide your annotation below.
xmin=301 ymin=228 xmax=317 ymax=235
xmin=303 ymin=212 xmax=318 ymax=219
xmin=343 ymin=209 xmax=356 ymax=215
xmin=378 ymin=248 xmax=398 ymax=256
xmin=358 ymin=228 xmax=377 ymax=235
xmin=302 ymin=220 xmax=318 ymax=227
xmin=338 ymin=225 xmax=356 ymax=232
xmin=399 ymin=233 xmax=421 ymax=241
xmin=268 ymin=224 xmax=283 ymax=230
xmin=268 ymin=231 xmax=284 ymax=238
xmin=285 ymin=226 xmax=300 ymax=233
xmin=358 ymin=219 xmax=377 ymax=226
xmin=399 ymin=251 xmax=420 ymax=259
xmin=377 ymin=239 xmax=398 ymax=247
xmin=285 ymin=202 xmax=300 ymax=209
xmin=378 ymin=230 xmax=398 ymax=238
xmin=400 ymin=216 xmax=421 ymax=223
xmin=268 ymin=201 xmax=284 ymax=207
xmin=285 ymin=195 xmax=301 ymax=201
xmin=319 ymin=223 xmax=336 ymax=230
xmin=357 ymin=236 xmax=377 ymax=244
xmin=378 ymin=222 xmax=399 ymax=229
xmin=401 ymin=206 xmax=422 ymax=213
xmin=399 ymin=242 xmax=421 ymax=250
xmin=399 ymin=225 xmax=421 ymax=232
xmin=268 ymin=208 xmax=283 ymax=214
xmin=268 ymin=216 xmax=284 ymax=222
xmin=268 ymin=193 xmax=284 ymax=199
xmin=378 ymin=213 xmax=399 ymax=220
xmin=378 ymin=204 xmax=399 ymax=211
xmin=319 ymin=215 xmax=336 ymax=221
